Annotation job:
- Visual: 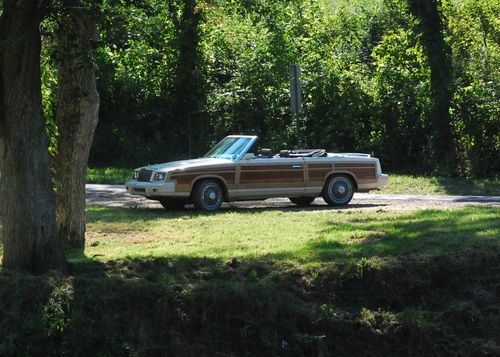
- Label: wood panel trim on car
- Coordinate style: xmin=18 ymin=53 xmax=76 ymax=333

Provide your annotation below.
xmin=240 ymin=164 xmax=303 ymax=171
xmin=170 ymin=168 xmax=237 ymax=193
xmin=306 ymin=163 xmax=334 ymax=187
xmin=334 ymin=164 xmax=375 ymax=183
xmin=239 ymin=165 xmax=304 ymax=185
xmin=304 ymin=162 xmax=377 ymax=188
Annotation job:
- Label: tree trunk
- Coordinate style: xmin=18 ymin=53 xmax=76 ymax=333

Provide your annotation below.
xmin=171 ymin=0 xmax=203 ymax=158
xmin=54 ymin=2 xmax=100 ymax=247
xmin=0 ymin=0 xmax=66 ymax=271
xmin=409 ymin=0 xmax=457 ymax=174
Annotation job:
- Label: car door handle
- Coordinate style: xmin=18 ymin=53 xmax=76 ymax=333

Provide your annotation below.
xmin=292 ymin=165 xmax=303 ymax=169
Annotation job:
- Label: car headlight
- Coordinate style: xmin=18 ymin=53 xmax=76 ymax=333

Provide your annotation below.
xmin=153 ymin=172 xmax=166 ymax=181
xmin=133 ymin=171 xmax=139 ymax=179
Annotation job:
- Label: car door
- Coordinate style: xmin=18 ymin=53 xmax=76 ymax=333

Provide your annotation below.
xmin=236 ymin=157 xmax=306 ymax=199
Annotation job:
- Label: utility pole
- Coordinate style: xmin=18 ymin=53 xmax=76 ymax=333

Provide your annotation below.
xmin=188 ymin=113 xmax=192 ymax=159
xmin=290 ymin=64 xmax=302 ymax=148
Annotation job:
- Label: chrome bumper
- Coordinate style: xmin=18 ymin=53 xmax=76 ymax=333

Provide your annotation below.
xmin=357 ymin=174 xmax=389 ymax=192
xmin=377 ymin=174 xmax=389 ymax=188
xmin=125 ymin=180 xmax=188 ymax=198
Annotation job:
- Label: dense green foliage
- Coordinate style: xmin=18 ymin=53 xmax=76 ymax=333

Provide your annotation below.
xmin=41 ymin=0 xmax=499 ymax=175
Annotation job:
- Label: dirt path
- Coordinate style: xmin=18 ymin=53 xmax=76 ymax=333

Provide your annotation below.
xmin=86 ymin=184 xmax=500 ymax=211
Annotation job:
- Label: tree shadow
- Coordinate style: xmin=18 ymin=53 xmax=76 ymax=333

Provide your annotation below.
xmin=305 ymin=208 xmax=500 ymax=262
xmin=1 ymin=207 xmax=499 ymax=355
xmin=83 ymin=206 xmax=499 ymax=269
xmin=86 ymin=202 xmax=388 ymax=224
xmin=433 ymin=176 xmax=499 ymax=196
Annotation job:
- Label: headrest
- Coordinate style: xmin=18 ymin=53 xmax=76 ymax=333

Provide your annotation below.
xmin=259 ymin=148 xmax=273 ymax=157
xmin=279 ymin=150 xmax=290 ymax=157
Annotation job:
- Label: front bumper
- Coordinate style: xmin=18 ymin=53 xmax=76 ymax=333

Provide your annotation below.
xmin=125 ymin=180 xmax=188 ymax=198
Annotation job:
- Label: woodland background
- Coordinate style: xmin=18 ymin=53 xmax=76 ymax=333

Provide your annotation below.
xmin=38 ymin=0 xmax=499 ymax=177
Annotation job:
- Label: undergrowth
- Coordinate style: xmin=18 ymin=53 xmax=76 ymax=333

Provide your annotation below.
xmin=1 ymin=248 xmax=499 ymax=356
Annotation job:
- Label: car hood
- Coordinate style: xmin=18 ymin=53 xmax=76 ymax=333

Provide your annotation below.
xmin=137 ymin=157 xmax=233 ymax=173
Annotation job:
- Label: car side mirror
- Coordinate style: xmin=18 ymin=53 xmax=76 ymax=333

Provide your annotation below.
xmin=242 ymin=153 xmax=255 ymax=160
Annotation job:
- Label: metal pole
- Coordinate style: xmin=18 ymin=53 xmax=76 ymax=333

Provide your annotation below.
xmin=293 ymin=112 xmax=299 ymax=149
xmin=290 ymin=64 xmax=302 ymax=149
xmin=188 ymin=114 xmax=192 ymax=159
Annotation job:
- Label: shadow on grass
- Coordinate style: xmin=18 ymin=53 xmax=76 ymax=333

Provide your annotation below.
xmin=86 ymin=202 xmax=387 ymax=224
xmin=1 ymin=207 xmax=499 ymax=355
xmin=85 ymin=206 xmax=499 ymax=264
xmin=307 ymin=208 xmax=500 ymax=261
xmin=2 ymin=243 xmax=499 ymax=355
xmin=433 ymin=177 xmax=499 ymax=196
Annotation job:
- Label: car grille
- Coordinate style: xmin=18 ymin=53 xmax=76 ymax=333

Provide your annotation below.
xmin=137 ymin=169 xmax=154 ymax=182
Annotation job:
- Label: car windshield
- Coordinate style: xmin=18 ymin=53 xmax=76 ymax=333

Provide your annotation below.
xmin=204 ymin=137 xmax=252 ymax=160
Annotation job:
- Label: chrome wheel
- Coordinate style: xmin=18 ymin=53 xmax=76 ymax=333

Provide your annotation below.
xmin=322 ymin=175 xmax=354 ymax=206
xmin=193 ymin=180 xmax=224 ymax=211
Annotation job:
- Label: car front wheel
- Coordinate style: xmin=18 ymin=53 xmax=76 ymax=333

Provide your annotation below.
xmin=322 ymin=175 xmax=354 ymax=206
xmin=192 ymin=179 xmax=224 ymax=211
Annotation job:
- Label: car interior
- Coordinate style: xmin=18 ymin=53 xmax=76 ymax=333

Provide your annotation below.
xmin=256 ymin=148 xmax=327 ymax=158
xmin=245 ymin=139 xmax=327 ymax=159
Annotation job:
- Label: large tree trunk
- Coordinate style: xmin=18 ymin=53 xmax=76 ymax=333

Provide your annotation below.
xmin=0 ymin=0 xmax=66 ymax=271
xmin=171 ymin=0 xmax=203 ymax=158
xmin=54 ymin=2 xmax=100 ymax=247
xmin=409 ymin=0 xmax=457 ymax=174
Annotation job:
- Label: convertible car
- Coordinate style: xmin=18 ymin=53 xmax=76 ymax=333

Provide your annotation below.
xmin=125 ymin=135 xmax=388 ymax=211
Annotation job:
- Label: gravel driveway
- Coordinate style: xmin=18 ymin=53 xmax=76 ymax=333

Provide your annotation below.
xmin=86 ymin=184 xmax=500 ymax=211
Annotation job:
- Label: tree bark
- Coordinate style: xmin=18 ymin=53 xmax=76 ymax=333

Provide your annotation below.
xmin=0 ymin=0 xmax=67 ymax=271
xmin=171 ymin=0 xmax=203 ymax=158
xmin=54 ymin=2 xmax=100 ymax=247
xmin=409 ymin=0 xmax=457 ymax=174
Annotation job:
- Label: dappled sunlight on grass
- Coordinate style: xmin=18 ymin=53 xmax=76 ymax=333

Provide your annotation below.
xmin=308 ymin=209 xmax=500 ymax=261
xmin=74 ymin=206 xmax=500 ymax=265
xmin=2 ymin=207 xmax=500 ymax=356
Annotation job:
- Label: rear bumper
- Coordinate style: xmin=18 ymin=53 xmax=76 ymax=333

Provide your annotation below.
xmin=377 ymin=174 xmax=389 ymax=188
xmin=125 ymin=180 xmax=189 ymax=198
xmin=357 ymin=174 xmax=389 ymax=192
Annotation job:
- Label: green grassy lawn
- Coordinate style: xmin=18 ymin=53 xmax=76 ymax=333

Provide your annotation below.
xmin=377 ymin=174 xmax=500 ymax=196
xmin=1 ymin=206 xmax=499 ymax=355
xmin=86 ymin=167 xmax=500 ymax=195
xmin=70 ymin=206 xmax=500 ymax=265
xmin=86 ymin=167 xmax=132 ymax=185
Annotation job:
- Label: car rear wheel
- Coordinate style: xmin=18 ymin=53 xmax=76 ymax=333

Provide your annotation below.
xmin=159 ymin=198 xmax=187 ymax=211
xmin=322 ymin=175 xmax=354 ymax=206
xmin=289 ymin=196 xmax=315 ymax=206
xmin=192 ymin=179 xmax=224 ymax=211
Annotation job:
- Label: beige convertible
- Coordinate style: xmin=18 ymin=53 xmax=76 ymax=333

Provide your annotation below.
xmin=125 ymin=135 xmax=388 ymax=211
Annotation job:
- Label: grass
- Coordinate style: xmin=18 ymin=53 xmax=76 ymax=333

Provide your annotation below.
xmin=71 ymin=206 xmax=500 ymax=264
xmin=1 ymin=206 xmax=499 ymax=355
xmin=86 ymin=167 xmax=500 ymax=195
xmin=377 ymin=174 xmax=500 ymax=196
xmin=86 ymin=167 xmax=132 ymax=185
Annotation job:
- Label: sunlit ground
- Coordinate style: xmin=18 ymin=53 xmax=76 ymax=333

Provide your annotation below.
xmin=62 ymin=206 xmax=500 ymax=265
